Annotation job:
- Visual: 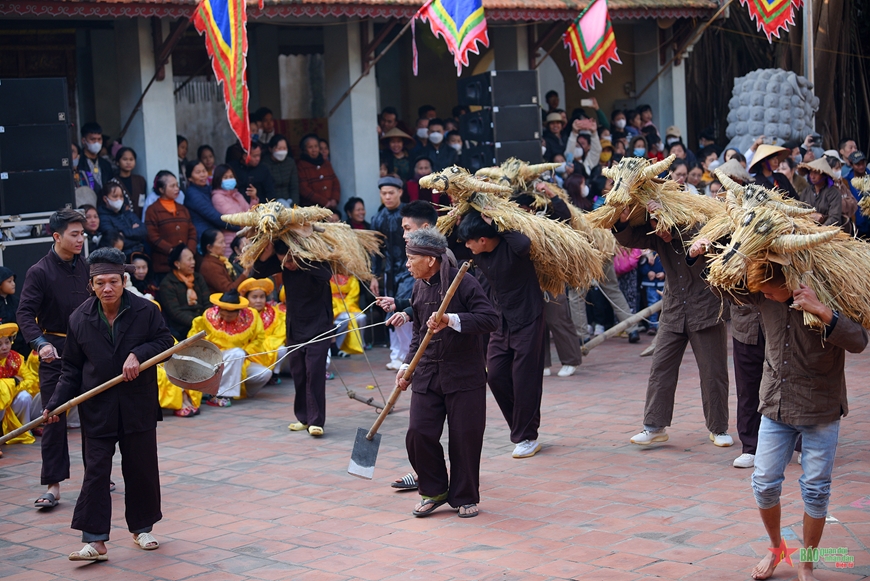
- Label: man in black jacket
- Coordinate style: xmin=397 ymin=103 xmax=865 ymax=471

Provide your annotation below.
xmin=44 ymin=247 xmax=174 ymax=561
xmin=77 ymin=122 xmax=114 ymax=195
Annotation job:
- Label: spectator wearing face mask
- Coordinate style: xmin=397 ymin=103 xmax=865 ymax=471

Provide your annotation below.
xmin=78 ymin=122 xmax=114 ymax=195
xmin=610 ymin=110 xmax=628 ymax=141
xmin=564 ymin=163 xmax=592 ymax=211
xmin=629 ymin=135 xmax=648 ymax=160
xmin=445 ymin=130 xmax=463 ymax=158
xmin=230 ymin=142 xmax=275 ymax=203
xmin=567 ymin=117 xmax=602 ymax=177
xmin=97 ymin=180 xmax=147 ymax=256
xmin=211 ymin=164 xmax=257 ymax=256
xmin=422 ymin=118 xmax=457 ymax=172
xmin=410 ymin=117 xmax=430 ymax=156
xmin=664 ymin=126 xmax=697 ymax=166
xmin=265 ymin=134 xmax=300 ymax=207
xmin=641 ymin=126 xmax=664 ymax=161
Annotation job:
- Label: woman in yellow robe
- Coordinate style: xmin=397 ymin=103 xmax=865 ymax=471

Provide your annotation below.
xmin=189 ymin=290 xmax=269 ymax=405
xmin=0 ymin=324 xmax=35 ymax=450
xmin=238 ymin=278 xmax=286 ymax=371
xmin=157 ymin=342 xmax=203 ymax=417
xmin=330 ymin=274 xmax=366 ymax=356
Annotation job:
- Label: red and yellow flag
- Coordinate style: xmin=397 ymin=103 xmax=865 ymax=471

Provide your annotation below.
xmin=192 ymin=0 xmax=252 ymax=153
xmin=562 ymin=0 xmax=621 ymax=92
xmin=739 ymin=0 xmax=800 ymax=42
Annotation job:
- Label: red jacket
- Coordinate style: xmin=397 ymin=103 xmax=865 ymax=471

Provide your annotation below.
xmin=297 ymin=158 xmax=341 ymax=207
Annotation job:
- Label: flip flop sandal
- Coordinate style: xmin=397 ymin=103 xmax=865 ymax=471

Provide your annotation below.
xmin=34 ymin=492 xmax=58 ymax=509
xmin=391 ymin=473 xmax=419 ymax=490
xmin=412 ymin=498 xmax=447 ymax=518
xmin=288 ymin=422 xmax=309 ymax=431
xmin=308 ymin=426 xmax=324 ymax=437
xmin=133 ymin=532 xmax=159 ymax=550
xmin=458 ymin=504 xmax=479 ymax=518
xmin=69 ymin=544 xmax=108 ymax=561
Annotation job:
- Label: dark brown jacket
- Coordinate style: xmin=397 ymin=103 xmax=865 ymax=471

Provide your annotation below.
xmin=47 ymin=292 xmax=174 ymax=438
xmin=157 ymin=271 xmax=210 ymax=338
xmin=405 ymin=268 xmax=499 ymax=394
xmin=199 ymin=253 xmax=236 ymax=294
xmin=144 ymin=201 xmax=198 ymax=273
xmin=614 ymin=223 xmax=723 ymax=333
xmin=297 ymin=158 xmax=341 ymax=207
xmin=730 ymin=303 xmax=762 ymax=346
xmin=798 ymin=183 xmax=842 ymax=227
xmin=740 ymin=292 xmax=867 ymax=424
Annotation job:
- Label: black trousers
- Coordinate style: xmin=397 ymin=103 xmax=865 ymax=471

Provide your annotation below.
xmin=72 ymin=429 xmax=161 ymax=541
xmin=39 ymin=335 xmax=71 ymax=485
xmin=487 ymin=317 xmax=546 ymax=443
xmin=733 ymin=330 xmax=765 ymax=455
xmin=289 ymin=339 xmax=330 ymax=427
xmin=406 ymin=383 xmax=486 ymax=507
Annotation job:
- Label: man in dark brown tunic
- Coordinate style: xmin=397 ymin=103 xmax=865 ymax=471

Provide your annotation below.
xmin=255 ymin=240 xmax=332 ymax=436
xmin=458 ymin=210 xmax=547 ymax=459
xmin=613 ymin=202 xmax=732 ymax=447
xmin=17 ymin=209 xmax=91 ymax=509
xmin=43 ymin=247 xmax=174 ymax=561
xmin=396 ymin=228 xmax=498 ymax=518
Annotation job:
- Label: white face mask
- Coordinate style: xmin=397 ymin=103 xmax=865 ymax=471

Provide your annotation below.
xmin=107 ymin=197 xmax=124 ymax=211
xmin=581 ymin=184 xmax=590 ymax=197
xmin=72 ymin=156 xmax=79 ymax=167
xmin=428 ymin=132 xmax=444 ymax=145
xmin=575 ymin=145 xmax=585 ymax=158
xmin=416 ymin=127 xmax=429 ymax=139
xmin=666 ymin=137 xmax=680 ymax=146
xmin=449 ymin=142 xmax=462 ymax=152
xmin=554 ymin=163 xmax=566 ymax=175
xmin=615 ymin=119 xmax=626 ymax=130
xmin=85 ymin=141 xmax=102 ymax=155
xmin=833 ymin=169 xmax=842 ymax=179
xmin=273 ymin=150 xmax=288 ymax=161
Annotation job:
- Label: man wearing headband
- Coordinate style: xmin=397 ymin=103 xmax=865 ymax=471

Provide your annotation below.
xmin=457 ymin=210 xmax=547 ymax=460
xmin=43 ymin=247 xmax=173 ymax=561
xmin=396 ymin=228 xmax=497 ymax=518
xmin=17 ymin=209 xmax=91 ymax=510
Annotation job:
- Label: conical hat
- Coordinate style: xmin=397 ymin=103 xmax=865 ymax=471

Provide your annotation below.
xmin=380 ymin=128 xmax=415 ymax=150
xmin=798 ymin=157 xmax=836 ymax=179
xmin=716 ymin=159 xmax=754 ymax=184
xmin=749 ymin=144 xmax=789 ymax=171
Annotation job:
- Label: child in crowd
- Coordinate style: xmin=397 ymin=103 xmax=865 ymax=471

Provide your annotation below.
xmin=0 ymin=324 xmax=38 ymax=453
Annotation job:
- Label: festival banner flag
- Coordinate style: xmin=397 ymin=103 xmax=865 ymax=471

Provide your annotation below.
xmin=562 ymin=0 xmax=621 ymax=92
xmin=193 ymin=0 xmax=252 ymax=153
xmin=739 ymin=0 xmax=799 ymax=41
xmin=413 ymin=0 xmax=489 ymax=77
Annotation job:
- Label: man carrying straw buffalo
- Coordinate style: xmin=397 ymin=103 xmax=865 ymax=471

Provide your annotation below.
xmin=396 ymin=228 xmax=497 ymax=518
xmin=43 ymin=247 xmax=174 ymax=561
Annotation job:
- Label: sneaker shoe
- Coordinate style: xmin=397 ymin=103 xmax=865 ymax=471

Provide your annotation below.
xmin=557 ymin=365 xmax=577 ymax=377
xmin=542 ymin=367 xmax=551 ymax=377
xmin=710 ymin=432 xmax=734 ymax=447
xmin=386 ymin=359 xmax=403 ymax=370
xmin=593 ymin=324 xmax=606 ymax=336
xmin=512 ymin=440 xmax=542 ymax=458
xmin=630 ymin=429 xmax=669 ymax=445
xmin=733 ymin=453 xmax=755 ymax=468
xmin=797 ymin=452 xmax=802 ymax=465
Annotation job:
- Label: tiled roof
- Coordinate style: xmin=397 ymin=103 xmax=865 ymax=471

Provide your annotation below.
xmin=4 ymin=0 xmax=720 ymax=21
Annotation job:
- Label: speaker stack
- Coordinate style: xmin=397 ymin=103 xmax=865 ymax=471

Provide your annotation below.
xmin=457 ymin=70 xmax=543 ymax=172
xmin=0 ymin=78 xmax=76 ymax=275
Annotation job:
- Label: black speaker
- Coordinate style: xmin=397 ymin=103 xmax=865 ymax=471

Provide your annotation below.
xmin=462 ymin=141 xmax=544 ymax=173
xmin=0 ymin=78 xmax=69 ymax=126
xmin=0 ymin=169 xmax=75 ymax=215
xmin=457 ymin=70 xmax=540 ymax=108
xmin=0 ymin=124 xmax=72 ymax=173
xmin=0 ymin=237 xmax=55 ymax=281
xmin=460 ymin=105 xmax=542 ymax=143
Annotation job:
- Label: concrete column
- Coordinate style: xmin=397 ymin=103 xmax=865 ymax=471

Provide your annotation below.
xmin=491 ymin=24 xmax=529 ymax=71
xmin=114 ymin=18 xmax=178 ymax=188
xmin=324 ymin=21 xmax=380 ymax=210
xmin=633 ymin=20 xmax=687 ymax=135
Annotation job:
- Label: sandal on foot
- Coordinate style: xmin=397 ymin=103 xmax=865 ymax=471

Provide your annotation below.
xmin=34 ymin=492 xmax=58 ymax=509
xmin=413 ymin=497 xmax=448 ymax=517
xmin=458 ymin=503 xmax=479 ymax=518
xmin=205 ymin=397 xmax=231 ymax=408
xmin=391 ymin=473 xmax=419 ymax=490
xmin=69 ymin=544 xmax=108 ymax=561
xmin=288 ymin=422 xmax=309 ymax=431
xmin=133 ymin=532 xmax=159 ymax=550
xmin=174 ymin=407 xmax=195 ymax=417
xmin=308 ymin=426 xmax=324 ymax=437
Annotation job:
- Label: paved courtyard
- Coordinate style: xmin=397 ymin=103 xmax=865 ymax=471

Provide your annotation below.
xmin=1 ymin=333 xmax=869 ymax=581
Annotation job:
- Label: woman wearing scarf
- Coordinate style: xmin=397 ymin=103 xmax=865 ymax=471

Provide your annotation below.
xmin=156 ymin=244 xmax=210 ymax=340
xmin=199 ymin=229 xmax=243 ymax=294
xmin=297 ymin=133 xmax=340 ymax=208
xmin=144 ymin=170 xmax=197 ymax=278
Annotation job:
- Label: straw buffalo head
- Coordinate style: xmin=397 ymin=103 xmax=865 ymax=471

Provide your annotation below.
xmin=600 ymin=155 xmax=675 ymax=207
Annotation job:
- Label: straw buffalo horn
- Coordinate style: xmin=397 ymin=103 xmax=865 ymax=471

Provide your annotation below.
xmin=601 ymin=166 xmax=616 ymax=179
xmin=520 ymin=162 xmax=562 ymax=178
xmin=643 ymin=155 xmax=676 ymax=178
xmin=222 ymin=212 xmax=259 ymax=227
xmin=475 ymin=167 xmax=504 ymax=179
xmin=768 ymin=201 xmax=815 ymax=217
xmin=768 ymin=231 xmax=840 ymax=253
xmin=418 ymin=173 xmax=447 ymax=190
xmin=465 ymin=176 xmax=514 ymax=194
xmin=714 ymin=170 xmax=747 ymax=198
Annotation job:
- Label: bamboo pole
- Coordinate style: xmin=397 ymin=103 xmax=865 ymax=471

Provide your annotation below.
xmin=581 ymin=301 xmax=662 ymax=354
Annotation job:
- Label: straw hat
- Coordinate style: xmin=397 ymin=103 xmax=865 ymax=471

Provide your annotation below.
xmin=238 ymin=278 xmax=275 ymax=296
xmin=716 ymin=159 xmax=754 ymax=184
xmin=210 ymin=290 xmax=250 ymax=311
xmin=545 ymin=112 xmax=564 ymax=124
xmin=665 ymin=125 xmax=681 ymax=138
xmin=0 ymin=323 xmax=18 ymax=338
xmin=799 ymin=158 xmax=837 ymax=179
xmin=749 ymin=144 xmax=789 ymax=171
xmin=380 ymin=128 xmax=415 ymax=151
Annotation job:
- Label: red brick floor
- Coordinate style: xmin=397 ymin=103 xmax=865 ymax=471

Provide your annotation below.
xmin=1 ymin=334 xmax=868 ymax=580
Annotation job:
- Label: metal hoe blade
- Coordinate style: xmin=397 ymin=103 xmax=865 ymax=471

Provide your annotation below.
xmin=347 ymin=427 xmax=381 ymax=480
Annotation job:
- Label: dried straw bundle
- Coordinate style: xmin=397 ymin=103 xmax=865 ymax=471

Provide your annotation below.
xmin=586 ymin=155 xmax=724 ymax=235
xmin=853 ymin=175 xmax=870 ymax=215
xmin=223 ymin=202 xmax=382 ymax=280
xmin=529 ymin=183 xmax=619 ymax=257
xmin=475 ymin=158 xmax=562 ymax=194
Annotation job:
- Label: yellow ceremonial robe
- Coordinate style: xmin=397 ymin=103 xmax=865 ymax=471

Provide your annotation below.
xmin=251 ymin=303 xmax=286 ymax=368
xmin=330 ymin=275 xmax=364 ymax=355
xmin=189 ymin=306 xmax=264 ymax=398
xmin=0 ymin=351 xmax=34 ymax=445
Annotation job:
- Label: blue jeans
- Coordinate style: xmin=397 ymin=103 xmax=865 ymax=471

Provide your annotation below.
xmin=643 ymin=284 xmax=662 ymax=327
xmin=752 ymin=415 xmax=840 ymax=519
